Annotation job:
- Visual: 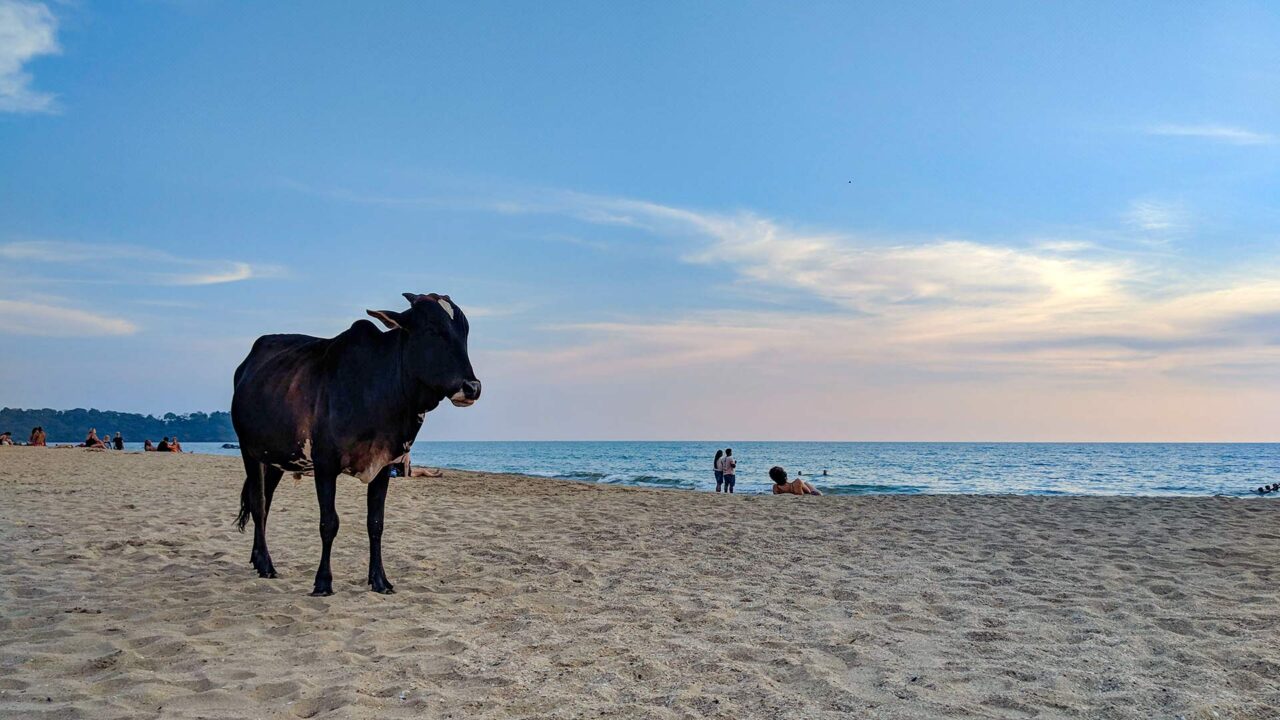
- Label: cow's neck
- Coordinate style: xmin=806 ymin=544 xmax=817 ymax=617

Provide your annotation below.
xmin=388 ymin=330 xmax=441 ymax=433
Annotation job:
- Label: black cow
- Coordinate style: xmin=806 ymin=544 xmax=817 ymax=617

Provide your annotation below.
xmin=231 ymin=292 xmax=480 ymax=596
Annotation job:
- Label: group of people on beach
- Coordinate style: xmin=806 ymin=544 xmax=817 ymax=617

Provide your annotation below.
xmin=0 ymin=427 xmax=184 ymax=452
xmin=712 ymin=448 xmax=738 ymax=492
xmin=142 ymin=437 xmax=184 ymax=452
xmin=0 ymin=427 xmax=49 ymax=446
xmin=78 ymin=428 xmax=125 ymax=450
xmin=713 ymin=449 xmax=823 ymax=495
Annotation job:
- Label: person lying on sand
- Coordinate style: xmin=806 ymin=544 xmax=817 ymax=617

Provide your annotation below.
xmin=770 ymin=466 xmax=822 ymax=496
xmin=0 ymin=432 xmax=13 ymax=446
xmin=389 ymin=452 xmax=443 ymax=478
xmin=143 ymin=439 xmax=155 ymax=451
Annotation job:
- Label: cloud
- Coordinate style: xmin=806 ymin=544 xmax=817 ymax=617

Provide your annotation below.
xmin=0 ymin=241 xmax=279 ymax=286
xmin=0 ymin=0 xmax=59 ymax=113
xmin=287 ymin=181 xmax=1280 ymax=386
xmin=486 ymin=191 xmax=1280 ymax=385
xmin=1144 ymin=124 xmax=1275 ymax=145
xmin=1124 ymin=200 xmax=1186 ymax=234
xmin=163 ymin=261 xmax=256 ymax=286
xmin=0 ymin=299 xmax=138 ymax=336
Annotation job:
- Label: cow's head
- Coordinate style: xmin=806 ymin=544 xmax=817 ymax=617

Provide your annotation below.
xmin=367 ymin=293 xmax=481 ymax=408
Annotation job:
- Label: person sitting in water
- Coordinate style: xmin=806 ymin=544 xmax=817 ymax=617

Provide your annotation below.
xmin=29 ymin=427 xmax=47 ymax=446
xmin=770 ymin=466 xmax=822 ymax=496
xmin=143 ymin=439 xmax=155 ymax=451
xmin=155 ymin=437 xmax=171 ymax=452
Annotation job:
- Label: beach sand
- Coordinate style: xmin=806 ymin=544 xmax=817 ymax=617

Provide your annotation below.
xmin=0 ymin=447 xmax=1277 ymax=719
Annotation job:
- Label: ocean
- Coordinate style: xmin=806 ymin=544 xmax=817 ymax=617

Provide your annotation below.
xmin=152 ymin=441 xmax=1278 ymax=497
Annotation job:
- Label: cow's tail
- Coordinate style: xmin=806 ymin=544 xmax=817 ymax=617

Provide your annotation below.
xmin=235 ymin=474 xmax=255 ymax=532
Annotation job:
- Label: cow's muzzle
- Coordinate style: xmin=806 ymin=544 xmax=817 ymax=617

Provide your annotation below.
xmin=450 ymin=380 xmax=481 ymax=407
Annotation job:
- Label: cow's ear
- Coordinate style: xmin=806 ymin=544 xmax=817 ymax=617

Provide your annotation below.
xmin=366 ymin=309 xmax=406 ymax=330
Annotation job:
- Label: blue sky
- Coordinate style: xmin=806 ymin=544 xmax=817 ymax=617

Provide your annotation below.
xmin=2 ymin=1 xmax=1278 ymax=440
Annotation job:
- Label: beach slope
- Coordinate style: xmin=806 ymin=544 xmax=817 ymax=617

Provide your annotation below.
xmin=0 ymin=448 xmax=1276 ymax=719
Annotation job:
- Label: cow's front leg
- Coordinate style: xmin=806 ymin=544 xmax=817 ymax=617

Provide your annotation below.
xmin=310 ymin=470 xmax=340 ymax=596
xmin=366 ymin=467 xmax=394 ymax=594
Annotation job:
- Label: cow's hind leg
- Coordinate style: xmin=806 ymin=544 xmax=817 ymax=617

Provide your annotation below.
xmin=310 ymin=468 xmax=340 ymax=596
xmin=366 ymin=467 xmax=394 ymax=594
xmin=256 ymin=466 xmax=284 ymax=578
xmin=238 ymin=454 xmax=277 ymax=578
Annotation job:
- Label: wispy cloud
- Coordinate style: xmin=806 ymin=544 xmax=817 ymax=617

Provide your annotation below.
xmin=0 ymin=299 xmax=138 ymax=336
xmin=0 ymin=0 xmax=59 ymax=113
xmin=0 ymin=241 xmax=280 ymax=286
xmin=288 ymin=181 xmax=1280 ymax=386
xmin=163 ymin=261 xmax=256 ymax=286
xmin=1144 ymin=124 xmax=1275 ymax=145
xmin=1124 ymin=199 xmax=1186 ymax=234
xmin=487 ymin=191 xmax=1280 ymax=384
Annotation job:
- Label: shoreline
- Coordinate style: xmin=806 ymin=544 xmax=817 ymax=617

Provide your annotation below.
xmin=11 ymin=443 xmax=1275 ymax=498
xmin=2 ymin=448 xmax=1277 ymax=718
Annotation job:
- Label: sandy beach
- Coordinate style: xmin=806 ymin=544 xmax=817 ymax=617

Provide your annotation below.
xmin=0 ymin=448 xmax=1276 ymax=719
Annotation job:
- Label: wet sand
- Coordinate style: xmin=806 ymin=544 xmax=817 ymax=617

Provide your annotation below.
xmin=0 ymin=447 xmax=1277 ymax=719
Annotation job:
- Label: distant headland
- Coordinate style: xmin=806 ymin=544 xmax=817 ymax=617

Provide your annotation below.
xmin=0 ymin=408 xmax=235 ymax=443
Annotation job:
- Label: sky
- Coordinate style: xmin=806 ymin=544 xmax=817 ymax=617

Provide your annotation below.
xmin=1 ymin=1 xmax=1278 ymax=441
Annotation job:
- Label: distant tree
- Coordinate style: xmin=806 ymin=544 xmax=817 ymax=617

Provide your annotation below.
xmin=0 ymin=407 xmax=236 ymax=442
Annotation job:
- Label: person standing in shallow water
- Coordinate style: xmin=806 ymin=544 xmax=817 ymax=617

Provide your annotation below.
xmin=713 ymin=449 xmax=725 ymax=492
xmin=722 ymin=448 xmax=737 ymax=493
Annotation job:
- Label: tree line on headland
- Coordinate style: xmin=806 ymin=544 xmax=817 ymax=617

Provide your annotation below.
xmin=0 ymin=408 xmax=235 ymax=442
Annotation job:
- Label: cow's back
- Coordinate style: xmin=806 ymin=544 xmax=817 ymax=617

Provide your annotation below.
xmin=232 ymin=333 xmax=329 ymax=460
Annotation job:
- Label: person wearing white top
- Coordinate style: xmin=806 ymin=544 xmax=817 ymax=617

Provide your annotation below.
xmin=721 ymin=448 xmax=737 ymax=493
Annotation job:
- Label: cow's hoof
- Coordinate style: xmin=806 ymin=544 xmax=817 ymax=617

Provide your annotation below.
xmin=371 ymin=584 xmax=395 ymax=595
xmin=258 ymin=570 xmax=278 ymax=579
xmin=308 ymin=588 xmax=334 ymax=597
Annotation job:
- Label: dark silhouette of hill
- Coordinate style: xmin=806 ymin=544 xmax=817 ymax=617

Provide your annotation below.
xmin=0 ymin=407 xmax=235 ymax=442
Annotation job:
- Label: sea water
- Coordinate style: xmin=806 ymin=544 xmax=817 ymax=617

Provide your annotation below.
xmin=160 ymin=441 xmax=1277 ymax=497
